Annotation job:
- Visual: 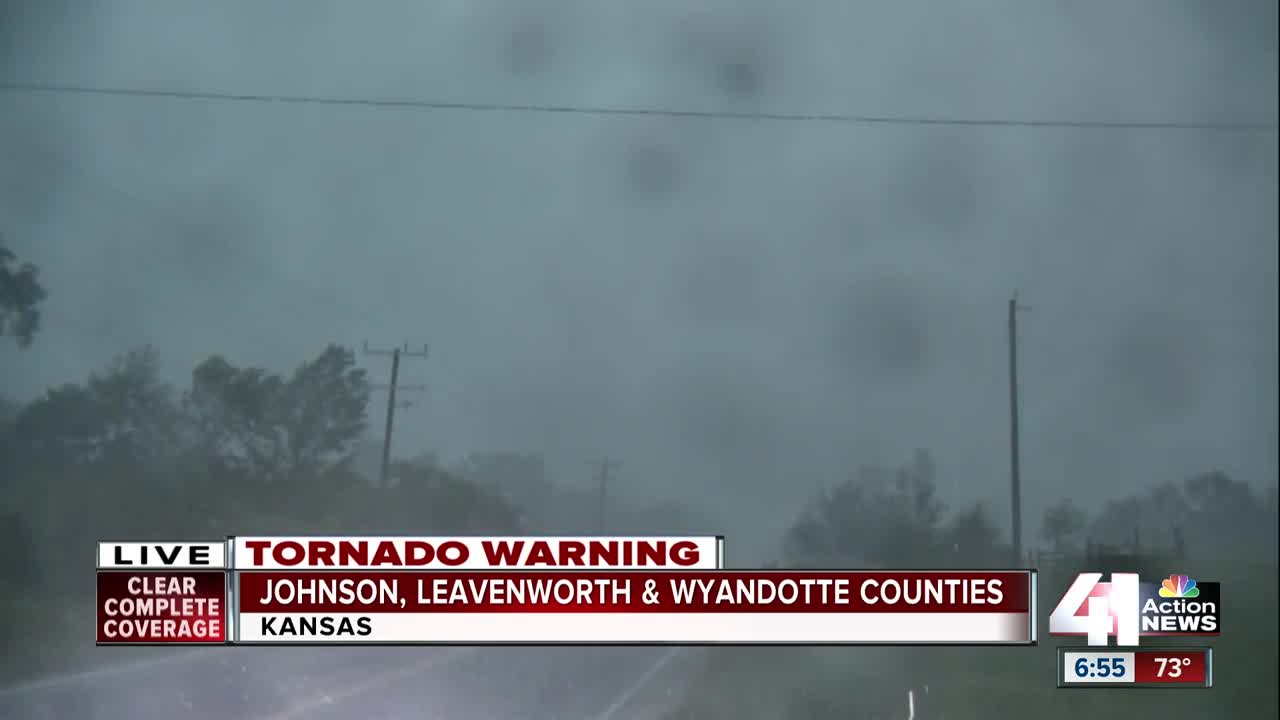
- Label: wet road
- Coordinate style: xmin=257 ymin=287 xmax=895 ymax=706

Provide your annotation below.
xmin=0 ymin=646 xmax=683 ymax=720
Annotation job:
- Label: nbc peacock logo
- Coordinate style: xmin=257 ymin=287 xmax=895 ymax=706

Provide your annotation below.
xmin=1159 ymin=574 xmax=1200 ymax=599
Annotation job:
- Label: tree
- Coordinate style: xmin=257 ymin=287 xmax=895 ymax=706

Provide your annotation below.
xmin=0 ymin=348 xmax=198 ymax=568
xmin=1086 ymin=471 xmax=1277 ymax=562
xmin=0 ymin=395 xmax=18 ymax=428
xmin=84 ymin=347 xmax=183 ymax=466
xmin=0 ymin=239 xmax=47 ymax=347
xmin=4 ymin=347 xmax=180 ymax=469
xmin=783 ymin=449 xmax=946 ymax=568
xmin=1146 ymin=480 xmax=1192 ymax=525
xmin=276 ymin=345 xmax=370 ymax=478
xmin=1088 ymin=495 xmax=1145 ymax=548
xmin=453 ymin=451 xmax=555 ymax=529
xmin=394 ymin=459 xmax=522 ymax=533
xmin=1182 ymin=470 xmax=1255 ymax=517
xmin=1041 ymin=498 xmax=1088 ymax=552
xmin=186 ymin=345 xmax=370 ymax=484
xmin=1180 ymin=470 xmax=1275 ymax=560
xmin=0 ymin=511 xmax=36 ymax=584
xmin=942 ymin=502 xmax=1005 ymax=566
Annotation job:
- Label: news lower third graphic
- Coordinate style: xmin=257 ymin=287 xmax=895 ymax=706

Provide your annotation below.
xmin=94 ymin=537 xmax=1038 ymax=646
xmin=1048 ymin=572 xmax=1221 ymax=647
xmin=1057 ymin=647 xmax=1213 ymax=688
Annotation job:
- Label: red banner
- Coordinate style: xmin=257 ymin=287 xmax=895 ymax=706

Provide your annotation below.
xmin=97 ymin=571 xmax=227 ymax=644
xmin=1134 ymin=650 xmax=1209 ymax=684
xmin=238 ymin=570 xmax=1029 ymax=614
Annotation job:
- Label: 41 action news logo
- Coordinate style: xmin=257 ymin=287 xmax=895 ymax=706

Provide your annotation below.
xmin=1049 ymin=572 xmax=1220 ymax=646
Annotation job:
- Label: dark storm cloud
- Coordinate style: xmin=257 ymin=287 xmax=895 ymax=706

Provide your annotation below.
xmin=0 ymin=109 xmax=77 ymax=224
xmin=1098 ymin=309 xmax=1199 ymax=418
xmin=0 ymin=2 xmax=94 ymax=228
xmin=828 ymin=277 xmax=934 ymax=383
xmin=1 ymin=1 xmax=1276 ymax=561
xmin=672 ymin=372 xmax=783 ymax=464
xmin=155 ymin=182 xmax=262 ymax=277
xmin=662 ymin=4 xmax=786 ymax=105
xmin=885 ymin=128 xmax=990 ymax=230
xmin=498 ymin=14 xmax=563 ymax=78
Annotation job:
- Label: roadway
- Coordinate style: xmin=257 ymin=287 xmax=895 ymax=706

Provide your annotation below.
xmin=0 ymin=645 xmax=685 ymax=720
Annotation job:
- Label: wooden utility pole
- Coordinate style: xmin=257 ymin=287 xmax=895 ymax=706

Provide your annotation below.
xmin=592 ymin=459 xmax=620 ymax=533
xmin=365 ymin=342 xmax=428 ymax=488
xmin=1008 ymin=295 xmax=1023 ymax=566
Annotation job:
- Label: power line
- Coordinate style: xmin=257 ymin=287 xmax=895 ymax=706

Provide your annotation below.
xmin=2 ymin=80 xmax=1276 ymax=133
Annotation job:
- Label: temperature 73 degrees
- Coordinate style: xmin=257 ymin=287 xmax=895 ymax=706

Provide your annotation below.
xmin=1134 ymin=650 xmax=1209 ymax=685
xmin=1154 ymin=656 xmax=1190 ymax=678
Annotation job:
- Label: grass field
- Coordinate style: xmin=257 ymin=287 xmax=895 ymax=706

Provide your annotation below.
xmin=0 ymin=584 xmax=96 ymax=684
xmin=0 ymin=580 xmax=193 ymax=687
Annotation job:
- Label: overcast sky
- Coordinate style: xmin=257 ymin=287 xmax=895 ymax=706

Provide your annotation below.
xmin=3 ymin=1 xmax=1276 ymax=559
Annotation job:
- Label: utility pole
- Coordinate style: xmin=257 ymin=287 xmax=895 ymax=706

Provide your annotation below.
xmin=591 ymin=458 xmax=620 ymax=533
xmin=1007 ymin=295 xmax=1023 ymax=566
xmin=364 ymin=342 xmax=428 ymax=488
